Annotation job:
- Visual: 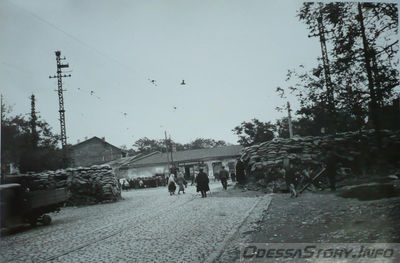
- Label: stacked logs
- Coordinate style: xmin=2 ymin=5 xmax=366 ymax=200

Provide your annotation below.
xmin=240 ymin=130 xmax=400 ymax=191
xmin=10 ymin=165 xmax=121 ymax=205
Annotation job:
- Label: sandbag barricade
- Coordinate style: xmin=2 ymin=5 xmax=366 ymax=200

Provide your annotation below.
xmin=9 ymin=165 xmax=122 ymax=206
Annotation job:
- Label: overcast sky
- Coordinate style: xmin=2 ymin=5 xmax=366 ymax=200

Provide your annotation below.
xmin=1 ymin=0 xmax=326 ymax=148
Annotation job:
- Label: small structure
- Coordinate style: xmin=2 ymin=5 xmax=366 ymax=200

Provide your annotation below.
xmin=115 ymin=145 xmax=243 ymax=179
xmin=70 ymin=136 xmax=126 ymax=167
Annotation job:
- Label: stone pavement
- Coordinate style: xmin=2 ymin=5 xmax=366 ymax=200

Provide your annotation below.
xmin=1 ymin=182 xmax=272 ymax=263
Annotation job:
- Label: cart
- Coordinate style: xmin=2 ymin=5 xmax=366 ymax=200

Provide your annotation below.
xmin=1 ymin=183 xmax=70 ymax=227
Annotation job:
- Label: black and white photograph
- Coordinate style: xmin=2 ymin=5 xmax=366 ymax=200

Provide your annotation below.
xmin=1 ymin=0 xmax=399 ymax=262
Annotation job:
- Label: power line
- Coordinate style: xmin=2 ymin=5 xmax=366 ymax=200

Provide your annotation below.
xmin=6 ymin=0 xmax=136 ymax=74
xmin=5 ymin=1 xmax=190 ymax=144
xmin=5 ymin=1 xmax=154 ymax=137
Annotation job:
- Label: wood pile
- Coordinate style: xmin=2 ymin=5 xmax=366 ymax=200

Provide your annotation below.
xmin=8 ymin=165 xmax=121 ymax=206
xmin=240 ymin=130 xmax=400 ymax=191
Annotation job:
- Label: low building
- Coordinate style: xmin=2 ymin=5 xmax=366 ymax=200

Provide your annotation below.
xmin=70 ymin=136 xmax=126 ymax=167
xmin=116 ymin=145 xmax=243 ymax=179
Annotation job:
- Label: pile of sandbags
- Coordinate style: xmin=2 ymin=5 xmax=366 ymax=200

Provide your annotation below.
xmin=240 ymin=130 xmax=400 ymax=191
xmin=15 ymin=172 xmax=59 ymax=191
xmin=10 ymin=165 xmax=121 ymax=206
xmin=67 ymin=165 xmax=121 ymax=205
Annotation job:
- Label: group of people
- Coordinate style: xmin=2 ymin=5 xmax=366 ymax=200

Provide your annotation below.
xmin=119 ymin=176 xmax=166 ymax=190
xmin=166 ymin=163 xmax=247 ymax=198
xmin=167 ymin=168 xmax=210 ymax=198
xmin=167 ymin=170 xmax=187 ymax=195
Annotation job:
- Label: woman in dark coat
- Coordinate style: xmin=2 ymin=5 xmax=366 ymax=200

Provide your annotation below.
xmin=196 ymin=168 xmax=210 ymax=198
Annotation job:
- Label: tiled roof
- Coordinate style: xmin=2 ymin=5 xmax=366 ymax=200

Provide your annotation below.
xmin=106 ymin=154 xmax=142 ymax=167
xmin=129 ymin=145 xmax=243 ymax=167
xmin=72 ymin=136 xmax=122 ymax=152
xmin=106 ymin=152 xmax=159 ymax=168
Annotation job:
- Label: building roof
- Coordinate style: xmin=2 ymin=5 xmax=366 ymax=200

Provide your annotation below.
xmin=72 ymin=136 xmax=123 ymax=152
xmin=106 ymin=152 xmax=159 ymax=169
xmin=129 ymin=145 xmax=243 ymax=168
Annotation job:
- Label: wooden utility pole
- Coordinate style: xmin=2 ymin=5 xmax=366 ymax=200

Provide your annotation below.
xmin=0 ymin=94 xmax=4 ymax=124
xmin=0 ymin=94 xmax=3 ymax=183
xmin=287 ymin=101 xmax=293 ymax=139
xmin=164 ymin=131 xmax=170 ymax=171
xmin=169 ymin=135 xmax=174 ymax=165
xmin=30 ymin=94 xmax=39 ymax=148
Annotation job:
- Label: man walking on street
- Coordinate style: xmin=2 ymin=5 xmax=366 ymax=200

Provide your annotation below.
xmin=219 ymin=166 xmax=229 ymax=190
xmin=230 ymin=171 xmax=236 ymax=182
xmin=236 ymin=158 xmax=245 ymax=185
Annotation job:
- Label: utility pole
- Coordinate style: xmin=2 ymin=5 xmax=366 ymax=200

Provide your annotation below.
xmin=49 ymin=50 xmax=71 ymax=166
xmin=164 ymin=131 xmax=170 ymax=172
xmin=49 ymin=50 xmax=71 ymax=149
xmin=0 ymin=94 xmax=3 ymax=183
xmin=0 ymin=94 xmax=4 ymax=124
xmin=30 ymin=94 xmax=39 ymax=148
xmin=169 ymin=135 xmax=174 ymax=165
xmin=287 ymin=101 xmax=293 ymax=139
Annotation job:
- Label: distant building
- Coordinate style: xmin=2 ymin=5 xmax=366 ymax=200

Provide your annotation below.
xmin=114 ymin=145 xmax=243 ymax=179
xmin=71 ymin=136 xmax=126 ymax=167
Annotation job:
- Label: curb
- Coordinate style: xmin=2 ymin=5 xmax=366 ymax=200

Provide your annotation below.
xmin=204 ymin=194 xmax=273 ymax=263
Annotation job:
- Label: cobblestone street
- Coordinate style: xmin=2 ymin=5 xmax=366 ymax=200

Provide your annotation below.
xmin=1 ymin=183 xmax=271 ymax=263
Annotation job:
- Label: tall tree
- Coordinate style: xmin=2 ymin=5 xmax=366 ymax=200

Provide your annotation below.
xmin=132 ymin=137 xmax=228 ymax=154
xmin=1 ymin=104 xmax=66 ymax=174
xmin=232 ymin=119 xmax=275 ymax=146
xmin=184 ymin=138 xmax=227 ymax=150
xmin=132 ymin=137 xmax=166 ymax=154
xmin=294 ymin=2 xmax=399 ymax=132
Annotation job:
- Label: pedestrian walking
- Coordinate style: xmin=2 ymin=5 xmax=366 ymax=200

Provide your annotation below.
xmin=168 ymin=174 xmax=176 ymax=195
xmin=214 ymin=172 xmax=219 ymax=182
xmin=177 ymin=170 xmax=185 ymax=194
xmin=196 ymin=168 xmax=210 ymax=198
xmin=230 ymin=171 xmax=236 ymax=182
xmin=236 ymin=158 xmax=245 ymax=184
xmin=191 ymin=170 xmax=197 ymax=186
xmin=219 ymin=166 xmax=229 ymax=190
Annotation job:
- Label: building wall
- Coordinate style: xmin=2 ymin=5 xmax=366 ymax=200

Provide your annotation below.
xmin=118 ymin=165 xmax=169 ymax=179
xmin=122 ymin=157 xmax=238 ymax=179
xmin=71 ymin=140 xmax=124 ymax=167
xmin=205 ymin=158 xmax=237 ymax=179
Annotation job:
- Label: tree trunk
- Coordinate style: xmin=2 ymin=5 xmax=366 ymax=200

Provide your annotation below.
xmin=357 ymin=3 xmax=380 ymax=131
xmin=317 ymin=15 xmax=336 ymax=134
